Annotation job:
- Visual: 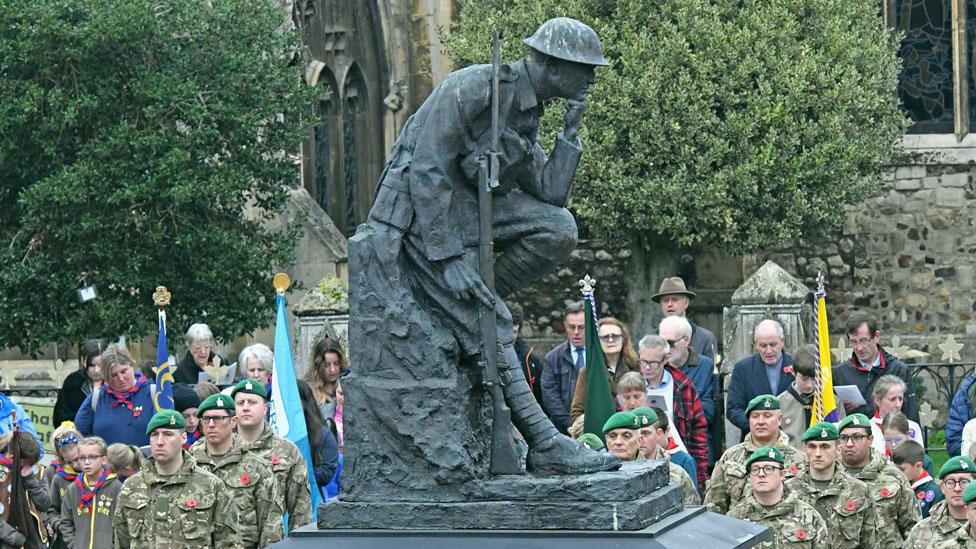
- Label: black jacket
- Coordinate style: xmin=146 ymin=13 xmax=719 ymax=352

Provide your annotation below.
xmin=53 ymin=370 xmax=94 ymax=427
xmin=832 ymin=348 xmax=919 ymax=423
xmin=172 ymin=351 xmax=228 ymax=385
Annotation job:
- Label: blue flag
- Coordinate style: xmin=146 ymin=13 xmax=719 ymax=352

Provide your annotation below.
xmin=153 ymin=310 xmax=175 ymax=411
xmin=270 ymin=293 xmax=321 ymax=524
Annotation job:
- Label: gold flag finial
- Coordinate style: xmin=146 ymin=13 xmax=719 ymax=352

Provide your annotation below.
xmin=273 ymin=273 xmax=291 ymax=295
xmin=153 ymin=286 xmax=171 ymax=308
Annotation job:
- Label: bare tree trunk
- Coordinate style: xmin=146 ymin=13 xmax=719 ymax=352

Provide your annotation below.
xmin=624 ymin=236 xmax=680 ymax=340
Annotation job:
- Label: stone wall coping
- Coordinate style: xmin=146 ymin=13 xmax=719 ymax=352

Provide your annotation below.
xmin=896 ymin=134 xmax=976 ymax=165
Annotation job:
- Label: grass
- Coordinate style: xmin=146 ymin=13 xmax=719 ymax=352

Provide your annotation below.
xmin=928 ymin=429 xmax=949 ymax=472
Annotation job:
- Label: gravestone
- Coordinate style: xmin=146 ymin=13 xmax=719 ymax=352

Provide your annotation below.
xmin=722 ymin=260 xmax=812 ymax=444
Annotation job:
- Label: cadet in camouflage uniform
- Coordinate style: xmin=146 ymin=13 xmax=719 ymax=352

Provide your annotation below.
xmin=837 ymin=413 xmax=918 ymax=545
xmin=191 ymin=393 xmax=284 ymax=548
xmin=706 ymin=395 xmax=806 ymax=514
xmin=960 ymin=481 xmax=976 ymax=546
xmin=729 ymin=446 xmax=831 ymax=547
xmin=633 ymin=407 xmax=699 ymax=506
xmin=786 ymin=422 xmax=877 ymax=548
xmin=903 ymin=455 xmax=976 ymax=548
xmin=113 ymin=410 xmax=242 ymax=548
xmin=234 ymin=378 xmax=313 ymax=531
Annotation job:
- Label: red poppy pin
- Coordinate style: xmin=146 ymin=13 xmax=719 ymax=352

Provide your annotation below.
xmin=916 ymin=491 xmax=926 ymax=500
xmin=795 ymin=529 xmax=806 ymax=540
xmin=186 ymin=498 xmax=198 ymax=509
xmin=880 ymin=487 xmax=890 ymax=498
xmin=240 ymin=473 xmax=250 ymax=485
xmin=271 ymin=456 xmax=281 ymax=465
xmin=845 ymin=500 xmax=856 ymax=511
xmin=783 ymin=366 xmax=794 ymax=375
xmin=787 ymin=465 xmax=798 ymax=475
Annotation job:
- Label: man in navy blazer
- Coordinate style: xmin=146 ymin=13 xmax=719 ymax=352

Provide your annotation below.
xmin=541 ymin=302 xmax=586 ymax=434
xmin=726 ymin=319 xmax=795 ymax=438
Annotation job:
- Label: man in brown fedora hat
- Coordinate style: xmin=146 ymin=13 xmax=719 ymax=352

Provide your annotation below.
xmin=651 ymin=277 xmax=716 ymax=360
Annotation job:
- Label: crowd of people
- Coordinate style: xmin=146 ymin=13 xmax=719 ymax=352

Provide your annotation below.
xmin=0 ymin=274 xmax=973 ymax=546
xmin=0 ymin=326 xmax=348 ymax=548
xmin=516 ymin=276 xmax=976 ymax=547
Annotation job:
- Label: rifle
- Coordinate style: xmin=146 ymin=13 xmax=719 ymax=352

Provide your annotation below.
xmin=478 ymin=30 xmax=519 ymax=475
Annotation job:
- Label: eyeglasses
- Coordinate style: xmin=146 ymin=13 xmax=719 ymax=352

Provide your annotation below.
xmin=847 ymin=337 xmax=874 ymax=348
xmin=200 ymin=415 xmax=234 ymax=424
xmin=639 ymin=359 xmax=665 ymax=368
xmin=839 ymin=434 xmax=870 ymax=444
xmin=664 ymin=339 xmax=679 ymax=347
xmin=749 ymin=465 xmax=782 ymax=477
xmin=599 ymin=334 xmax=623 ymax=343
xmin=943 ymin=479 xmax=972 ymax=490
xmin=77 ymin=455 xmax=105 ymax=463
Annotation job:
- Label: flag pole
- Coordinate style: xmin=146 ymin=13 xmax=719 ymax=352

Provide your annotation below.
xmin=152 ymin=286 xmax=175 ymax=411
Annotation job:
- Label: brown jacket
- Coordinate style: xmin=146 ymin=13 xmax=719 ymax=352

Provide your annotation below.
xmin=569 ymin=359 xmax=640 ymax=420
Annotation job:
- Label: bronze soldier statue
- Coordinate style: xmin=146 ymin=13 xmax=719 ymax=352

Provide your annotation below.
xmin=347 ymin=17 xmax=618 ymax=499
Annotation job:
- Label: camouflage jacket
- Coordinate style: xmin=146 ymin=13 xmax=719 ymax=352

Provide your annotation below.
xmin=655 ymin=447 xmax=699 ymax=506
xmin=842 ymin=449 xmax=919 ymax=546
xmin=728 ymin=487 xmax=832 ymax=548
xmin=191 ymin=436 xmax=284 ymax=548
xmin=786 ymin=468 xmax=878 ymax=549
xmin=705 ymin=431 xmax=807 ymax=514
xmin=902 ymin=500 xmax=976 ymax=548
xmin=241 ymin=425 xmax=312 ymax=531
xmin=112 ymin=451 xmax=243 ymax=549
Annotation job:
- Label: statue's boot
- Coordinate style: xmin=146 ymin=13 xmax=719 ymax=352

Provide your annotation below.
xmin=500 ymin=345 xmax=620 ymax=474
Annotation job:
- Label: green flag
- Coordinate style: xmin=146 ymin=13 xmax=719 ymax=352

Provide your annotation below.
xmin=581 ymin=292 xmax=615 ymax=440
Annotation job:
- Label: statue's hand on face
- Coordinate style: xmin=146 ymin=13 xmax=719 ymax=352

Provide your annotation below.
xmin=563 ymin=99 xmax=586 ymax=140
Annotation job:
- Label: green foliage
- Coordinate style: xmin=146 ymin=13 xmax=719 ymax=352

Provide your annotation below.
xmin=446 ymin=0 xmax=909 ymax=249
xmin=0 ymin=0 xmax=315 ymax=353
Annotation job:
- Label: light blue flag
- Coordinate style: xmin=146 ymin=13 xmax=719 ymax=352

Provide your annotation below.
xmin=153 ymin=310 xmax=175 ymax=411
xmin=270 ymin=293 xmax=321 ymax=526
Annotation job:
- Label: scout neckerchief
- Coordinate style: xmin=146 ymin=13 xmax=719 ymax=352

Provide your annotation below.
xmin=183 ymin=430 xmax=201 ymax=450
xmin=0 ymin=453 xmax=11 ymax=469
xmin=54 ymin=461 xmax=78 ymax=482
xmin=106 ymin=379 xmax=150 ymax=413
xmin=76 ymin=469 xmax=116 ymax=514
xmin=911 ymin=470 xmax=933 ymax=491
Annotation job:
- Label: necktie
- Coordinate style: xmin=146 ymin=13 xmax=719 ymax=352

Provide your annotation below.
xmin=575 ymin=347 xmax=585 ymax=369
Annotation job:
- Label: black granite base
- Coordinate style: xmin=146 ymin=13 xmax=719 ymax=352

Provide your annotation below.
xmin=274 ymin=507 xmax=771 ymax=548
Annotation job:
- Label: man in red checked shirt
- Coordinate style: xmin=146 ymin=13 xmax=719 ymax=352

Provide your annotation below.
xmin=190 ymin=393 xmax=283 ymax=549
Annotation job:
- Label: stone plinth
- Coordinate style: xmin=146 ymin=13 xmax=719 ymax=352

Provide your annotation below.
xmin=320 ymin=461 xmax=679 ymax=531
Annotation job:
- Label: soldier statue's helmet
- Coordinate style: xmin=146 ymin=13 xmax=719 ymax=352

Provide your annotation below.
xmin=523 ymin=17 xmax=609 ymax=67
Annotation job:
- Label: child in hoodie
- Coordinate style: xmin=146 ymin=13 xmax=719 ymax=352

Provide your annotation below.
xmin=60 ymin=437 xmax=121 ymax=549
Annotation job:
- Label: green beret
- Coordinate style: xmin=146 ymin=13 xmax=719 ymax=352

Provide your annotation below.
xmin=745 ymin=394 xmax=780 ymax=416
xmin=745 ymin=445 xmax=785 ymax=469
xmin=631 ymin=407 xmax=658 ymax=428
xmin=801 ymin=421 xmax=839 ymax=442
xmin=577 ymin=433 xmax=605 ymax=451
xmin=602 ymin=411 xmax=639 ymax=434
xmin=938 ymin=455 xmax=976 ymax=479
xmin=837 ymin=413 xmax=872 ymax=432
xmin=231 ymin=378 xmax=268 ymax=400
xmin=963 ymin=478 xmax=976 ymax=503
xmin=196 ymin=393 xmax=236 ymax=417
xmin=145 ymin=410 xmax=185 ymax=435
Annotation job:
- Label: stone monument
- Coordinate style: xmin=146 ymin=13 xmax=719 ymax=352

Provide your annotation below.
xmin=722 ymin=260 xmax=812 ymax=443
xmin=273 ymin=17 xmax=768 ymax=547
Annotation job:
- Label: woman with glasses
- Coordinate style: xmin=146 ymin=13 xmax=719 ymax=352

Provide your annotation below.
xmin=53 ymin=339 xmax=107 ymax=427
xmin=171 ymin=323 xmax=228 ymax=385
xmin=569 ymin=317 xmax=640 ymax=421
xmin=870 ymin=374 xmax=923 ymax=456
